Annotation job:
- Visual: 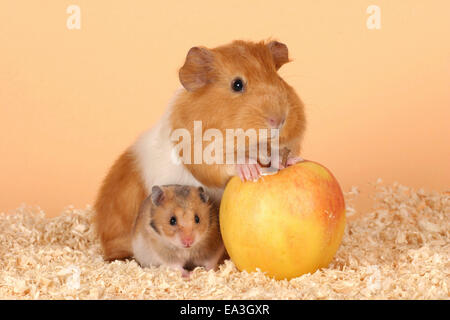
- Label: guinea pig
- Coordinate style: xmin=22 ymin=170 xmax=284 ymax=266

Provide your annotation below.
xmin=94 ymin=39 xmax=306 ymax=261
xmin=131 ymin=185 xmax=225 ymax=278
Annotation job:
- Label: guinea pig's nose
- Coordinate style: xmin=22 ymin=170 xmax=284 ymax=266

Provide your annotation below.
xmin=267 ymin=116 xmax=286 ymax=129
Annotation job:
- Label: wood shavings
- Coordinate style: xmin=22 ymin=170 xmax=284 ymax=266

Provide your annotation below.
xmin=0 ymin=183 xmax=448 ymax=299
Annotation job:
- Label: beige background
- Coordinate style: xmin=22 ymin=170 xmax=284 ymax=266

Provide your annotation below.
xmin=0 ymin=0 xmax=449 ymax=217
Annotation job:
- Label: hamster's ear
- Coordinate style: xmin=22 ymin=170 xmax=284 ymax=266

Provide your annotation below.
xmin=179 ymin=47 xmax=215 ymax=91
xmin=151 ymin=185 xmax=165 ymax=206
xmin=198 ymin=186 xmax=209 ymax=203
xmin=267 ymin=41 xmax=290 ymax=70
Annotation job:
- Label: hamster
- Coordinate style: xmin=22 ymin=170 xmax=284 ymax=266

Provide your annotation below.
xmin=94 ymin=39 xmax=306 ymax=261
xmin=131 ymin=185 xmax=226 ymax=277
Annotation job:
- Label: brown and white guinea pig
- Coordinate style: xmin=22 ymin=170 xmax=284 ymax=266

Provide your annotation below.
xmin=94 ymin=39 xmax=306 ymax=260
xmin=131 ymin=185 xmax=226 ymax=277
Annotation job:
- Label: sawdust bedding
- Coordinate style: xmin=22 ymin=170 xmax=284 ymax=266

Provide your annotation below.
xmin=0 ymin=181 xmax=448 ymax=299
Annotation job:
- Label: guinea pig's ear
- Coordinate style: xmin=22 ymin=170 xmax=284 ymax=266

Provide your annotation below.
xmin=151 ymin=185 xmax=165 ymax=206
xmin=267 ymin=41 xmax=290 ymax=70
xmin=197 ymin=186 xmax=209 ymax=203
xmin=179 ymin=47 xmax=214 ymax=91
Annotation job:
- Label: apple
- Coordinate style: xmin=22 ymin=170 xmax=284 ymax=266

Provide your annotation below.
xmin=219 ymin=160 xmax=346 ymax=280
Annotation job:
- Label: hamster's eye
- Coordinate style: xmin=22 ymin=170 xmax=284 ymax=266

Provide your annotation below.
xmin=169 ymin=216 xmax=177 ymax=226
xmin=231 ymin=77 xmax=244 ymax=92
xmin=195 ymin=215 xmax=200 ymax=224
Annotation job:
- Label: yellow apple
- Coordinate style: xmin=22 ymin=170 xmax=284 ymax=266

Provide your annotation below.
xmin=219 ymin=161 xmax=346 ymax=280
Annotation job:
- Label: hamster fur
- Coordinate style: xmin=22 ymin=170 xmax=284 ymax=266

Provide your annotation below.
xmin=131 ymin=185 xmax=225 ymax=277
xmin=94 ymin=39 xmax=306 ymax=260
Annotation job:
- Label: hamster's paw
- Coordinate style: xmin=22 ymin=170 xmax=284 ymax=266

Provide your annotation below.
xmin=236 ymin=163 xmax=262 ymax=182
xmin=203 ymin=260 xmax=219 ymax=271
xmin=181 ymin=269 xmax=192 ymax=279
xmin=286 ymin=156 xmax=304 ymax=166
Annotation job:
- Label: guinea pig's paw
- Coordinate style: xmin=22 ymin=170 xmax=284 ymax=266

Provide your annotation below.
xmin=235 ymin=163 xmax=262 ymax=182
xmin=286 ymin=156 xmax=304 ymax=166
xmin=271 ymin=160 xmax=286 ymax=170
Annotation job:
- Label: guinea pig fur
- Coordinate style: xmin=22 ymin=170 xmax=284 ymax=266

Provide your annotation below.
xmin=94 ymin=39 xmax=306 ymax=261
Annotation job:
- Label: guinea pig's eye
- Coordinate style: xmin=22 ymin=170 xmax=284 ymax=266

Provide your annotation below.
xmin=169 ymin=216 xmax=177 ymax=226
xmin=231 ymin=77 xmax=245 ymax=92
xmin=195 ymin=215 xmax=200 ymax=224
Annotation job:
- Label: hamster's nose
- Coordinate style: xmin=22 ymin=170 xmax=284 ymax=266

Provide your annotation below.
xmin=267 ymin=116 xmax=286 ymax=129
xmin=181 ymin=237 xmax=194 ymax=248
